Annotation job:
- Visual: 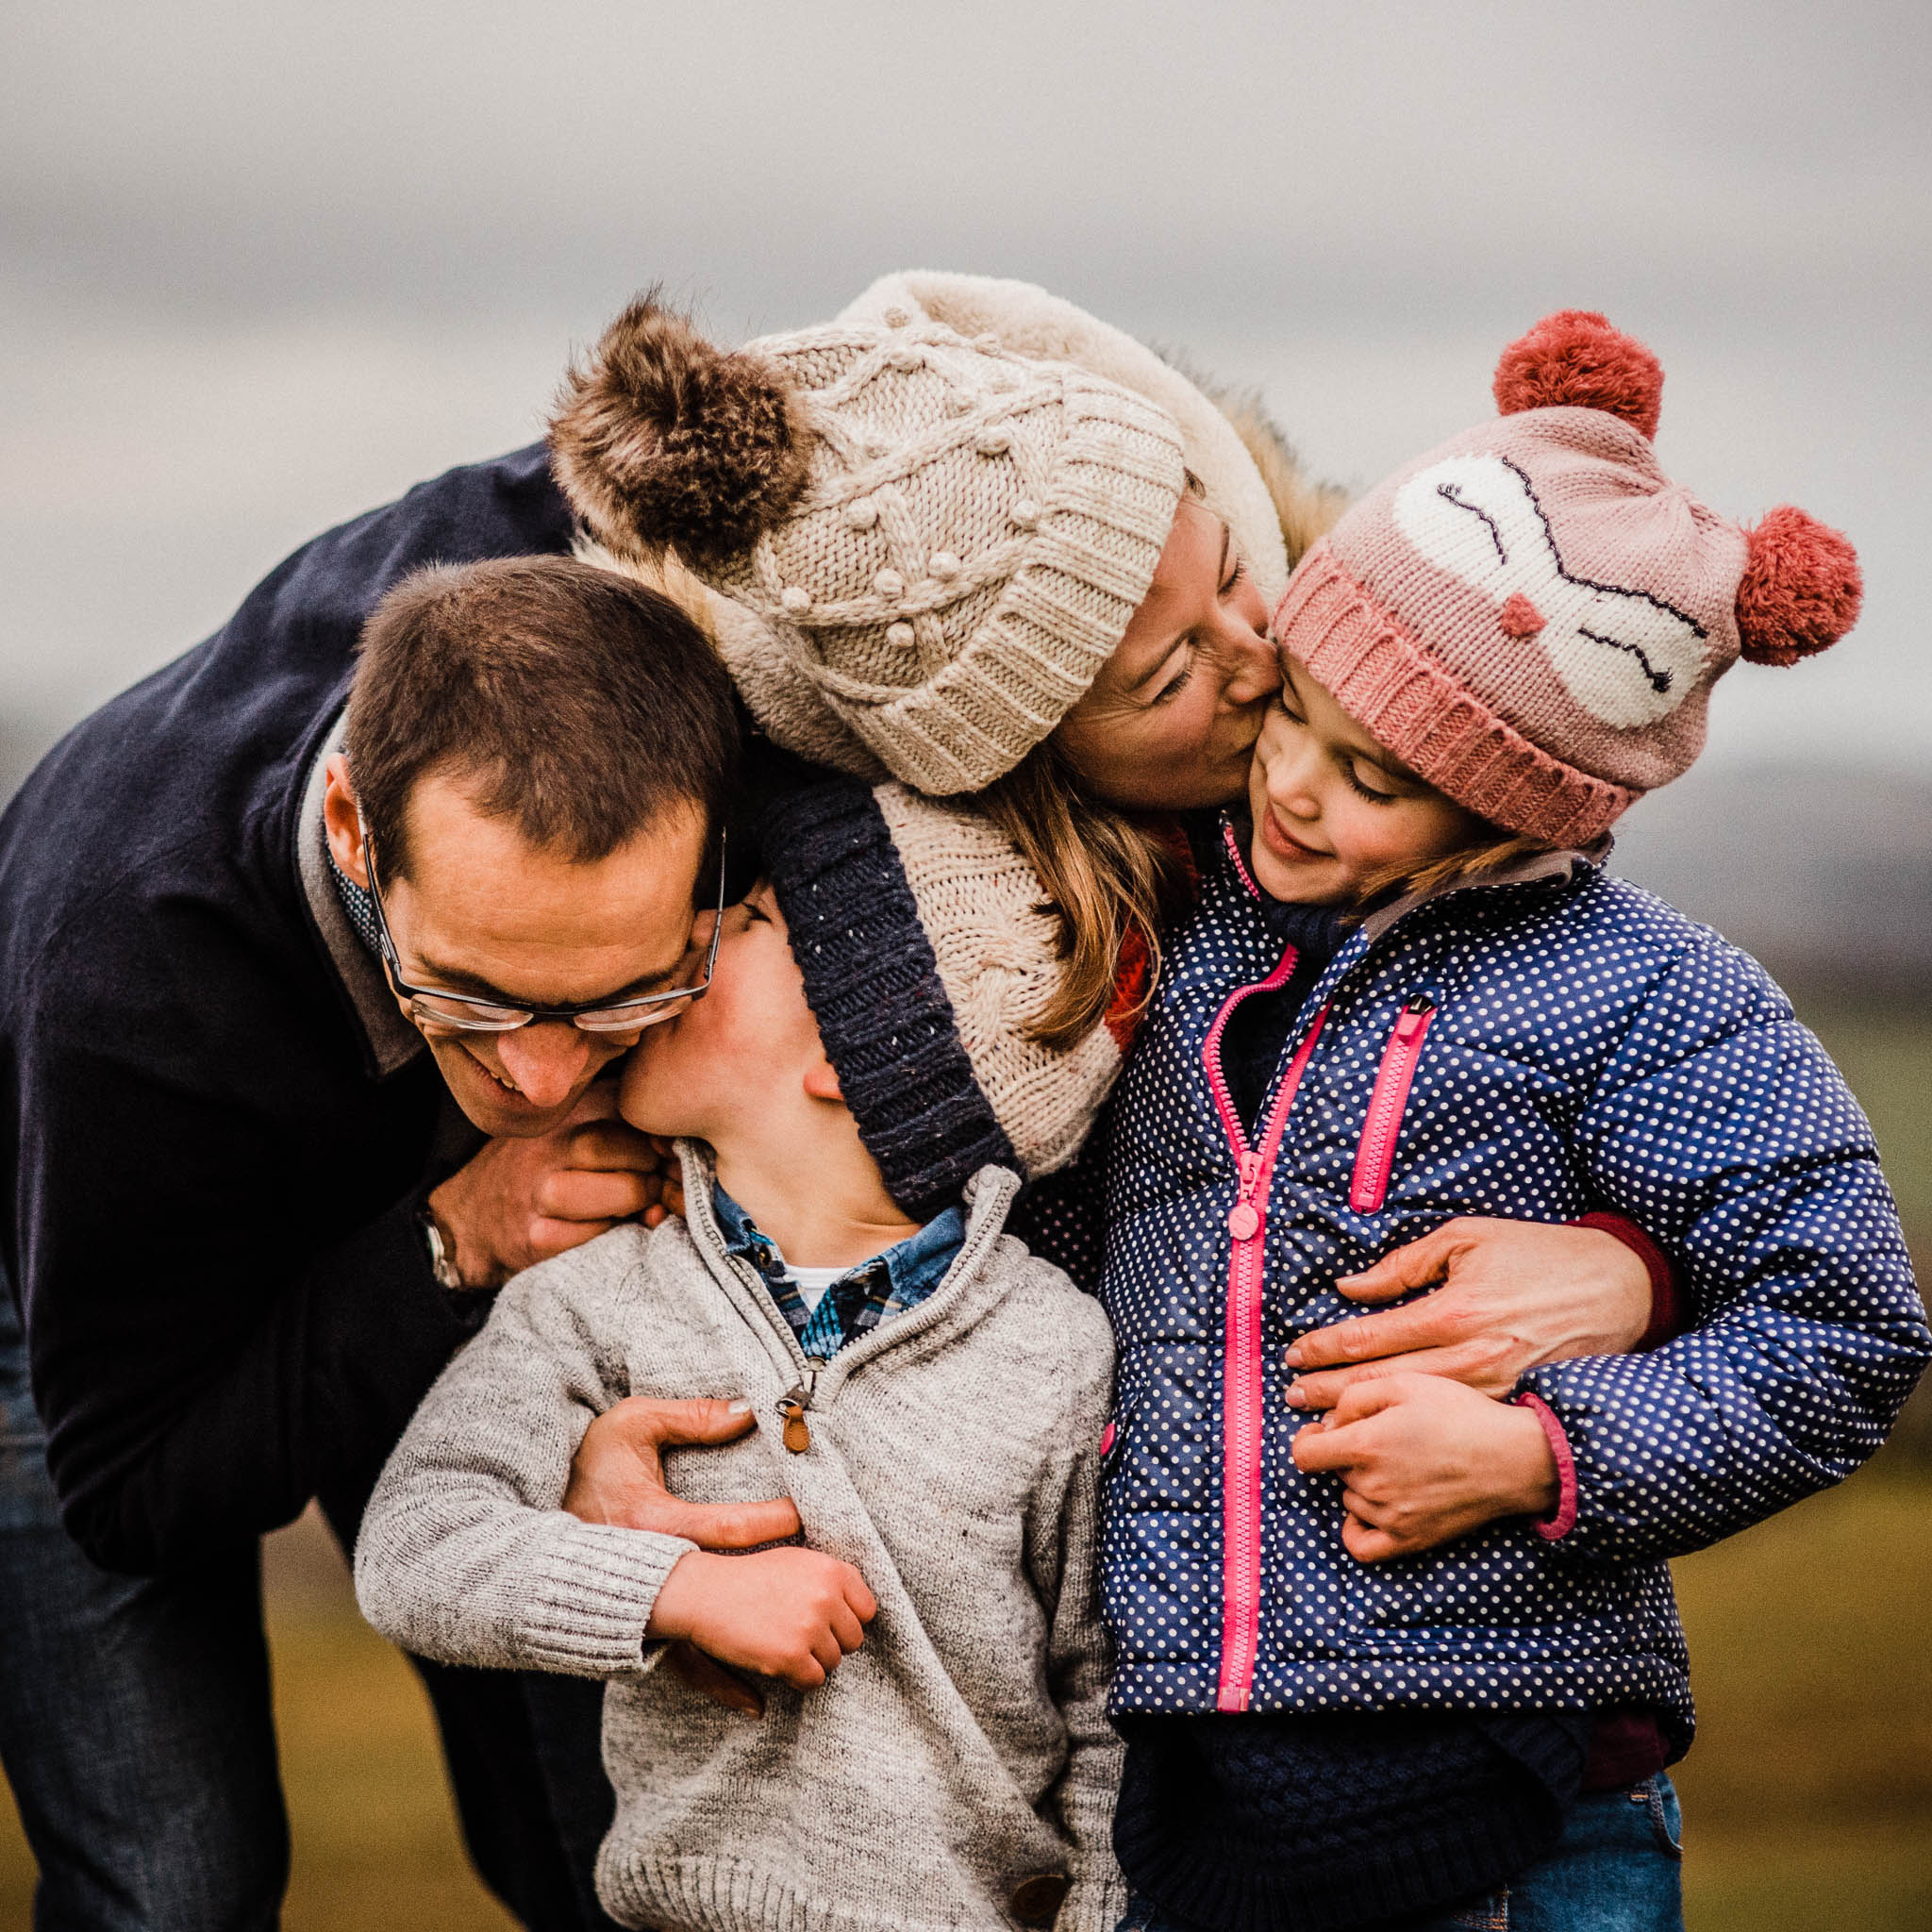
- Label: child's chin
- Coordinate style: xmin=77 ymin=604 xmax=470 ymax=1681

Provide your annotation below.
xmin=1248 ymin=842 xmax=1345 ymax=907
xmin=617 ymin=1069 xmax=689 ymax=1141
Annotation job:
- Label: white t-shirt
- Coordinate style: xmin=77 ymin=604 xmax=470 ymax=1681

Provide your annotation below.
xmin=783 ymin=1264 xmax=848 ymax=1315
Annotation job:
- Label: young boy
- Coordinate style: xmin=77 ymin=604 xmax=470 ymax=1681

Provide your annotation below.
xmin=355 ymin=777 xmax=1133 ymax=1932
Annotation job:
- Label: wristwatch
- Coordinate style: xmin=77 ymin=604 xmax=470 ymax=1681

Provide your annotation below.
xmin=418 ymin=1208 xmax=466 ymax=1292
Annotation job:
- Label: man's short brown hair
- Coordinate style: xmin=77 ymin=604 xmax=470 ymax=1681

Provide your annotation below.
xmin=345 ymin=556 xmax=738 ymax=879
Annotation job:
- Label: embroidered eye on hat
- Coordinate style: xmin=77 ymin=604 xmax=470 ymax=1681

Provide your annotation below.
xmin=1270 ymin=309 xmax=1863 ymax=845
xmin=756 ymin=780 xmax=1150 ymax=1218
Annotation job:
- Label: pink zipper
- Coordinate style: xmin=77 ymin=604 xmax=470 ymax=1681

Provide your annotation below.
xmin=1221 ymin=818 xmax=1262 ymax=898
xmin=1202 ymin=956 xmax=1329 ymax=1714
xmin=1348 ymin=995 xmax=1436 ymax=1214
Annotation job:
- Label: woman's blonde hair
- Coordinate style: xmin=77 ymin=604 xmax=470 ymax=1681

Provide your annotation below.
xmin=976 ymin=739 xmax=1194 ymax=1052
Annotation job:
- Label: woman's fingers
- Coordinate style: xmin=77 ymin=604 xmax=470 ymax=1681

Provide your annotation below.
xmin=1331 ymin=1224 xmax=1465 ymax=1304
xmin=1287 ymin=1290 xmax=1483 ymax=1373
xmin=1288 ymin=1338 xmax=1519 ymax=1409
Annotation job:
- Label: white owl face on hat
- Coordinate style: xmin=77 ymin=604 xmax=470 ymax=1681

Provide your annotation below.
xmin=1392 ymin=454 xmax=1708 ymax=730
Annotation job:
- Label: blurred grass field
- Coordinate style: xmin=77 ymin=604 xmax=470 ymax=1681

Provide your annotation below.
xmin=2 ymin=992 xmax=1927 ymax=1929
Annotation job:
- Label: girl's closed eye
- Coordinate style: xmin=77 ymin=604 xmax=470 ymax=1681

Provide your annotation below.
xmin=1343 ymin=761 xmax=1400 ymax=805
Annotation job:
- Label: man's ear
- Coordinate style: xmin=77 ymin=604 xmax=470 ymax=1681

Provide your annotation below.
xmin=322 ymin=755 xmax=371 ymax=888
xmin=801 ymin=1056 xmax=844 ymax=1104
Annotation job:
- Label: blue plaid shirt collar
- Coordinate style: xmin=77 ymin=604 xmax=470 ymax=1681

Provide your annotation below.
xmin=712 ymin=1183 xmax=966 ymax=1359
xmin=326 ymin=836 xmax=385 ymax=960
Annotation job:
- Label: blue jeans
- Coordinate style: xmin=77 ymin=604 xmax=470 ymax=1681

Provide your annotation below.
xmin=0 ymin=1275 xmax=626 ymax=1932
xmin=1115 ymin=1774 xmax=1685 ymax=1932
xmin=0 ymin=1287 xmax=288 ymax=1931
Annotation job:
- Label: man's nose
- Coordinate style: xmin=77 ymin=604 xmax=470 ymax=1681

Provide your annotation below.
xmin=493 ymin=1022 xmax=595 ymax=1109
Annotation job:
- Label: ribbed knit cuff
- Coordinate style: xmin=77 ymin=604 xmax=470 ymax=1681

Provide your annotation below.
xmin=1274 ymin=544 xmax=1639 ymax=846
xmin=1569 ymin=1210 xmax=1681 ymax=1350
xmin=516 ymin=1519 xmax=695 ymax=1677
xmin=1510 ymin=1392 xmax=1578 ymax=1542
xmin=1058 ymin=1872 xmax=1130 ymax=1932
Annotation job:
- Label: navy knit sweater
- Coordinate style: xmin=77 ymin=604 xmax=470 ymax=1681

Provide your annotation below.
xmin=0 ymin=444 xmax=576 ymax=1572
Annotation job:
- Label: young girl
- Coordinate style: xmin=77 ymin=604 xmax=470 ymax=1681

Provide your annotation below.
xmin=1096 ymin=312 xmax=1928 ymax=1932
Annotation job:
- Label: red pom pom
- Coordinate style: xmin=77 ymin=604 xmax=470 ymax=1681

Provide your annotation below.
xmin=1735 ymin=506 xmax=1862 ymax=666
xmin=1493 ymin=310 xmax=1664 ymax=440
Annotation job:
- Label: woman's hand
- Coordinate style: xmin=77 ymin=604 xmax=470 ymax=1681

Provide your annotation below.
xmin=1284 ymin=1217 xmax=1652 ymax=1411
xmin=1289 ymin=1374 xmax=1557 ymax=1562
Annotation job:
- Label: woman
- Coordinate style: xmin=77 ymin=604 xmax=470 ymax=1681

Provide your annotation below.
xmin=547 ymin=272 xmax=1664 ymax=1386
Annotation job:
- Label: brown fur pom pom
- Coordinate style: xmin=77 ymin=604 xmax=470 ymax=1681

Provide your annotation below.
xmin=549 ymin=295 xmax=812 ymax=568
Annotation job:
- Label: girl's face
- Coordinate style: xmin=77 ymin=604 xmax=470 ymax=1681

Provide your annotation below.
xmin=1052 ymin=495 xmax=1277 ymax=809
xmin=1247 ymin=658 xmax=1481 ymax=906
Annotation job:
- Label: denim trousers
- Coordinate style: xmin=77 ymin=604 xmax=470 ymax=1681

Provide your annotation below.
xmin=0 ymin=1278 xmax=625 ymax=1932
xmin=1115 ymin=1774 xmax=1686 ymax=1932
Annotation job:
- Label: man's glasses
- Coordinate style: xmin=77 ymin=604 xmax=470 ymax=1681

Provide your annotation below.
xmin=362 ymin=827 xmax=727 ymax=1037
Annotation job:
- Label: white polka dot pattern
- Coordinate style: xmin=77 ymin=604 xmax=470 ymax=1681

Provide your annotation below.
xmin=1096 ymin=823 xmax=1929 ymax=1742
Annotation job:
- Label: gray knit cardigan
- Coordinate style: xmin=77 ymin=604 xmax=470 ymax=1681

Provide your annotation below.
xmin=355 ymin=1152 xmax=1124 ymax=1932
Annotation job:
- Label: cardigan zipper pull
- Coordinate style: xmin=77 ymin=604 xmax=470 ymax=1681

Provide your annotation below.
xmin=776 ymin=1360 xmax=826 ymax=1455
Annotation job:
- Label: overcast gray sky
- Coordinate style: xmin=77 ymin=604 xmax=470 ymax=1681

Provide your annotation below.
xmin=5 ymin=0 xmax=1928 ymax=773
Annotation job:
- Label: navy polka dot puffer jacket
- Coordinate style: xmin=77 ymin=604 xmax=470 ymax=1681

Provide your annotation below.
xmin=1099 ymin=820 xmax=1928 ymax=1748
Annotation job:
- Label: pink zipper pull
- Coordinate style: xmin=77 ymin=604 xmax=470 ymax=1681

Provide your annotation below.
xmin=1393 ymin=993 xmax=1435 ymax=1042
xmin=1348 ymin=994 xmax=1438 ymax=1215
xmin=1228 ymin=1151 xmax=1265 ymax=1240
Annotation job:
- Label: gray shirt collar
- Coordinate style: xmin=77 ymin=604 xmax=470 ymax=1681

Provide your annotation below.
xmin=294 ymin=714 xmax=425 ymax=1078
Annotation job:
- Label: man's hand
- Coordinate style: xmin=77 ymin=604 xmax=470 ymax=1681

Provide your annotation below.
xmin=567 ymin=1394 xmax=805 ymax=1717
xmin=644 ymin=1134 xmax=686 ymax=1222
xmin=647 ymin=1546 xmax=877 ymax=1690
xmin=1290 ymin=1374 xmax=1557 ymax=1563
xmin=427 ymin=1083 xmax=675 ymax=1289
xmin=563 ymin=1395 xmax=802 ymax=1546
xmin=1284 ymin=1218 xmax=1651 ymax=1412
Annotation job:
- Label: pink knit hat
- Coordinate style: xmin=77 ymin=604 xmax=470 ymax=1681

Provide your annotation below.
xmin=1271 ymin=311 xmax=1863 ymax=844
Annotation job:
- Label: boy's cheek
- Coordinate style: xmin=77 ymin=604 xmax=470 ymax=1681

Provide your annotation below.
xmin=618 ymin=1029 xmax=701 ymax=1136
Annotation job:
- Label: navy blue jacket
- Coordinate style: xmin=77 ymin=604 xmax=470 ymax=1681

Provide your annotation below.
xmin=0 ymin=443 xmax=576 ymax=1571
xmin=1100 ymin=821 xmax=1927 ymax=1744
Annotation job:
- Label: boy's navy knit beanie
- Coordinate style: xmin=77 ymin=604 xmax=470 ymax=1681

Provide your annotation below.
xmin=758 ymin=778 xmax=1142 ymax=1220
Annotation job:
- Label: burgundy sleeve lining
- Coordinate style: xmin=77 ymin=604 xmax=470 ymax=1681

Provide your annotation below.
xmin=1569 ymin=1209 xmax=1680 ymax=1350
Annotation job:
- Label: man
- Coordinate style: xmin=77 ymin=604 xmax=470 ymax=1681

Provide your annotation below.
xmin=0 ymin=450 xmax=765 ymax=1931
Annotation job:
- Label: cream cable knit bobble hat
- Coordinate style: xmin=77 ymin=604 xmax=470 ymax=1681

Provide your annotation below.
xmin=839 ymin=272 xmax=1291 ymax=607
xmin=550 ymin=279 xmax=1279 ymax=795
